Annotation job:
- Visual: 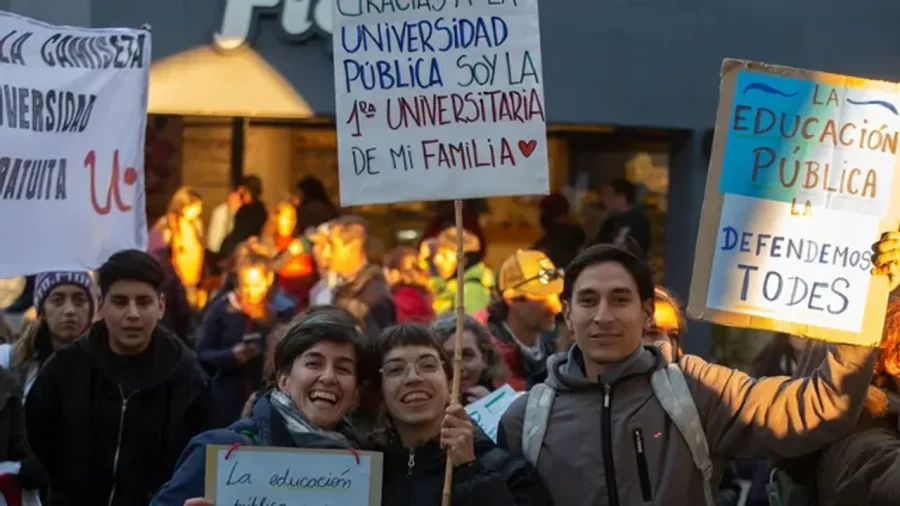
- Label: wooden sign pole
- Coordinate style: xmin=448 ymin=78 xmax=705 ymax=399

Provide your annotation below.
xmin=441 ymin=199 xmax=467 ymax=506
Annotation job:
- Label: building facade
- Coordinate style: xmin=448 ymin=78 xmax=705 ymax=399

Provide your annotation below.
xmin=4 ymin=0 xmax=900 ymax=355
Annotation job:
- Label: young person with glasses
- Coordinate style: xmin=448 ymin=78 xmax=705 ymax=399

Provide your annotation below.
xmin=368 ymin=324 xmax=550 ymax=506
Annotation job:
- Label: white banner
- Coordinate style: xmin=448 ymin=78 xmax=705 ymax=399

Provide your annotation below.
xmin=0 ymin=11 xmax=150 ymax=277
xmin=333 ymin=0 xmax=549 ymax=206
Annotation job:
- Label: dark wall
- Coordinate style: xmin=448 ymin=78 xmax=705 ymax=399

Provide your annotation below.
xmin=17 ymin=0 xmax=900 ymax=129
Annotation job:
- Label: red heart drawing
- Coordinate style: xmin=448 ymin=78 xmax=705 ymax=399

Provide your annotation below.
xmin=518 ymin=140 xmax=537 ymax=157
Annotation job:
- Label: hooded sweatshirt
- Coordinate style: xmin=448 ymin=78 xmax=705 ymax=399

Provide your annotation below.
xmin=498 ymin=343 xmax=876 ymax=506
xmin=24 ymin=322 xmax=214 ymax=506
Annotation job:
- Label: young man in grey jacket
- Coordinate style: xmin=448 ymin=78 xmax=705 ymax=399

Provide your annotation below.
xmin=498 ymin=239 xmax=895 ymax=506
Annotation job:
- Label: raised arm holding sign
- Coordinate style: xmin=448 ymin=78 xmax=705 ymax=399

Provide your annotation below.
xmin=689 ymin=59 xmax=900 ymax=346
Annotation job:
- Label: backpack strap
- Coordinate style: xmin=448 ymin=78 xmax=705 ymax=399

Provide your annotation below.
xmin=521 ymin=383 xmax=555 ymax=466
xmin=651 ymin=364 xmax=715 ymax=506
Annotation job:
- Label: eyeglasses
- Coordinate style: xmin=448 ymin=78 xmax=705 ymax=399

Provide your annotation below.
xmin=510 ymin=268 xmax=563 ymax=291
xmin=380 ymin=356 xmax=443 ymax=380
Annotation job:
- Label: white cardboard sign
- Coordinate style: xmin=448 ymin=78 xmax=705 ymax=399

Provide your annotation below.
xmin=0 ymin=11 xmax=150 ymax=277
xmin=332 ymin=0 xmax=549 ymax=206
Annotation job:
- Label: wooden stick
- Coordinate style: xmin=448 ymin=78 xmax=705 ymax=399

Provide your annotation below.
xmin=441 ymin=199 xmax=466 ymax=506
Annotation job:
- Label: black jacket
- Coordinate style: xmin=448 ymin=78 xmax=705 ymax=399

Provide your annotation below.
xmin=25 ymin=322 xmax=214 ymax=506
xmin=0 ymin=367 xmax=46 ymax=495
xmin=373 ymin=428 xmax=552 ymax=506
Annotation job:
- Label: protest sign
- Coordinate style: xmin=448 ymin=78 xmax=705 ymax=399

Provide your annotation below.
xmin=205 ymin=445 xmax=383 ymax=506
xmin=466 ymin=384 xmax=523 ymax=442
xmin=332 ymin=0 xmax=548 ymax=206
xmin=0 ymin=11 xmax=150 ymax=277
xmin=689 ymin=59 xmax=900 ymax=345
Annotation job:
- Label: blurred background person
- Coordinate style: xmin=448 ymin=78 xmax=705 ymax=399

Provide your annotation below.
xmin=262 ymin=200 xmax=317 ymax=311
xmin=218 ymin=175 xmax=267 ymax=260
xmin=294 ymin=176 xmax=339 ymax=233
xmin=384 ymin=246 xmax=435 ymax=324
xmin=308 ymin=221 xmax=336 ymax=307
xmin=431 ymin=227 xmax=493 ymax=316
xmin=148 ymin=186 xmax=206 ymax=310
xmin=591 ymin=178 xmax=651 ymax=256
xmin=327 ymin=216 xmax=396 ymax=340
xmin=195 ymin=246 xmax=297 ymax=427
xmin=420 ymin=200 xmax=487 ymax=255
xmin=532 ymin=193 xmax=585 ymax=269
xmin=479 ymin=250 xmax=561 ymax=391
xmin=206 ymin=182 xmax=243 ymax=255
xmin=643 ymin=286 xmax=687 ymax=362
xmin=432 ymin=313 xmax=508 ymax=404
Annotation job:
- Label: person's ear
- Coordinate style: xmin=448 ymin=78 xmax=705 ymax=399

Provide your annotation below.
xmin=641 ymin=299 xmax=654 ymax=330
xmin=277 ymin=371 xmax=290 ymax=394
xmin=158 ymin=293 xmax=167 ymax=321
xmin=562 ymin=300 xmax=573 ymax=331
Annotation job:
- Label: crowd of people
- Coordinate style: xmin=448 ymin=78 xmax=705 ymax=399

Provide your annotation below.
xmin=0 ymin=173 xmax=897 ymax=506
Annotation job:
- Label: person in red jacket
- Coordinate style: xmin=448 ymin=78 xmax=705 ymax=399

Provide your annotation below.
xmin=383 ymin=246 xmax=436 ymax=324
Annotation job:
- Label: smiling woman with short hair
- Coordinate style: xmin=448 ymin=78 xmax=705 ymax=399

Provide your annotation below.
xmin=151 ymin=314 xmax=366 ymax=506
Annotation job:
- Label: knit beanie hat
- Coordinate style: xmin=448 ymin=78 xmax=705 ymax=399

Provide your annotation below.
xmin=33 ymin=271 xmax=96 ymax=315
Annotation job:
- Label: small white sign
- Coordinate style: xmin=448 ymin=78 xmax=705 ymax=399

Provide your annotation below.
xmin=206 ymin=445 xmax=383 ymax=506
xmin=0 ymin=11 xmax=150 ymax=277
xmin=332 ymin=0 xmax=549 ymax=206
xmin=466 ymin=384 xmax=523 ymax=442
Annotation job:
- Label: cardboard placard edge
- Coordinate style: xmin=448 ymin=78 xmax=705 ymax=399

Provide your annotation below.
xmin=688 ymin=58 xmax=899 ymax=347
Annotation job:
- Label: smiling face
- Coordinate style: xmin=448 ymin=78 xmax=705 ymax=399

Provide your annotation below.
xmin=99 ymin=280 xmax=165 ymax=355
xmin=381 ymin=345 xmax=449 ymax=427
xmin=564 ymin=261 xmax=653 ymax=377
xmin=277 ymin=340 xmax=359 ymax=430
xmin=442 ymin=331 xmax=485 ymax=390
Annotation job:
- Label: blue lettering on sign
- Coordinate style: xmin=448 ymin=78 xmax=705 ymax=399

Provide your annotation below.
xmin=719 ymin=226 xmax=870 ymax=315
xmin=341 ymin=16 xmax=508 ymax=54
xmin=343 ymin=57 xmax=444 ymax=92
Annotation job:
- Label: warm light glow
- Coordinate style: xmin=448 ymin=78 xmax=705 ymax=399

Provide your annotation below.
xmin=238 ymin=265 xmax=273 ymax=305
xmin=148 ymin=46 xmax=314 ymax=118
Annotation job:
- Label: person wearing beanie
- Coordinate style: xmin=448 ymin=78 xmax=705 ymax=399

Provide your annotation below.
xmin=0 ymin=271 xmax=95 ymax=396
xmin=24 ymin=249 xmax=215 ymax=506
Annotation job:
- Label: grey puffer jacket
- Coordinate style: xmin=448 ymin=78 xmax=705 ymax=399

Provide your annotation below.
xmin=497 ymin=343 xmax=876 ymax=506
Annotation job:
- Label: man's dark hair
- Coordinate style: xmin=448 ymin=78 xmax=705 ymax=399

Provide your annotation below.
xmin=607 ymin=178 xmax=637 ymax=205
xmin=239 ymin=175 xmax=263 ymax=201
xmin=96 ymin=249 xmax=165 ymax=296
xmin=273 ymin=314 xmax=367 ymax=384
xmin=562 ymin=242 xmax=654 ymax=303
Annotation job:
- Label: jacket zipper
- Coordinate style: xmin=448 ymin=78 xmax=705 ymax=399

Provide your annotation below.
xmin=107 ymin=385 xmax=137 ymax=506
xmin=633 ymin=429 xmax=652 ymax=501
xmin=407 ymin=449 xmax=415 ymax=477
xmin=602 ymin=384 xmax=620 ymax=506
